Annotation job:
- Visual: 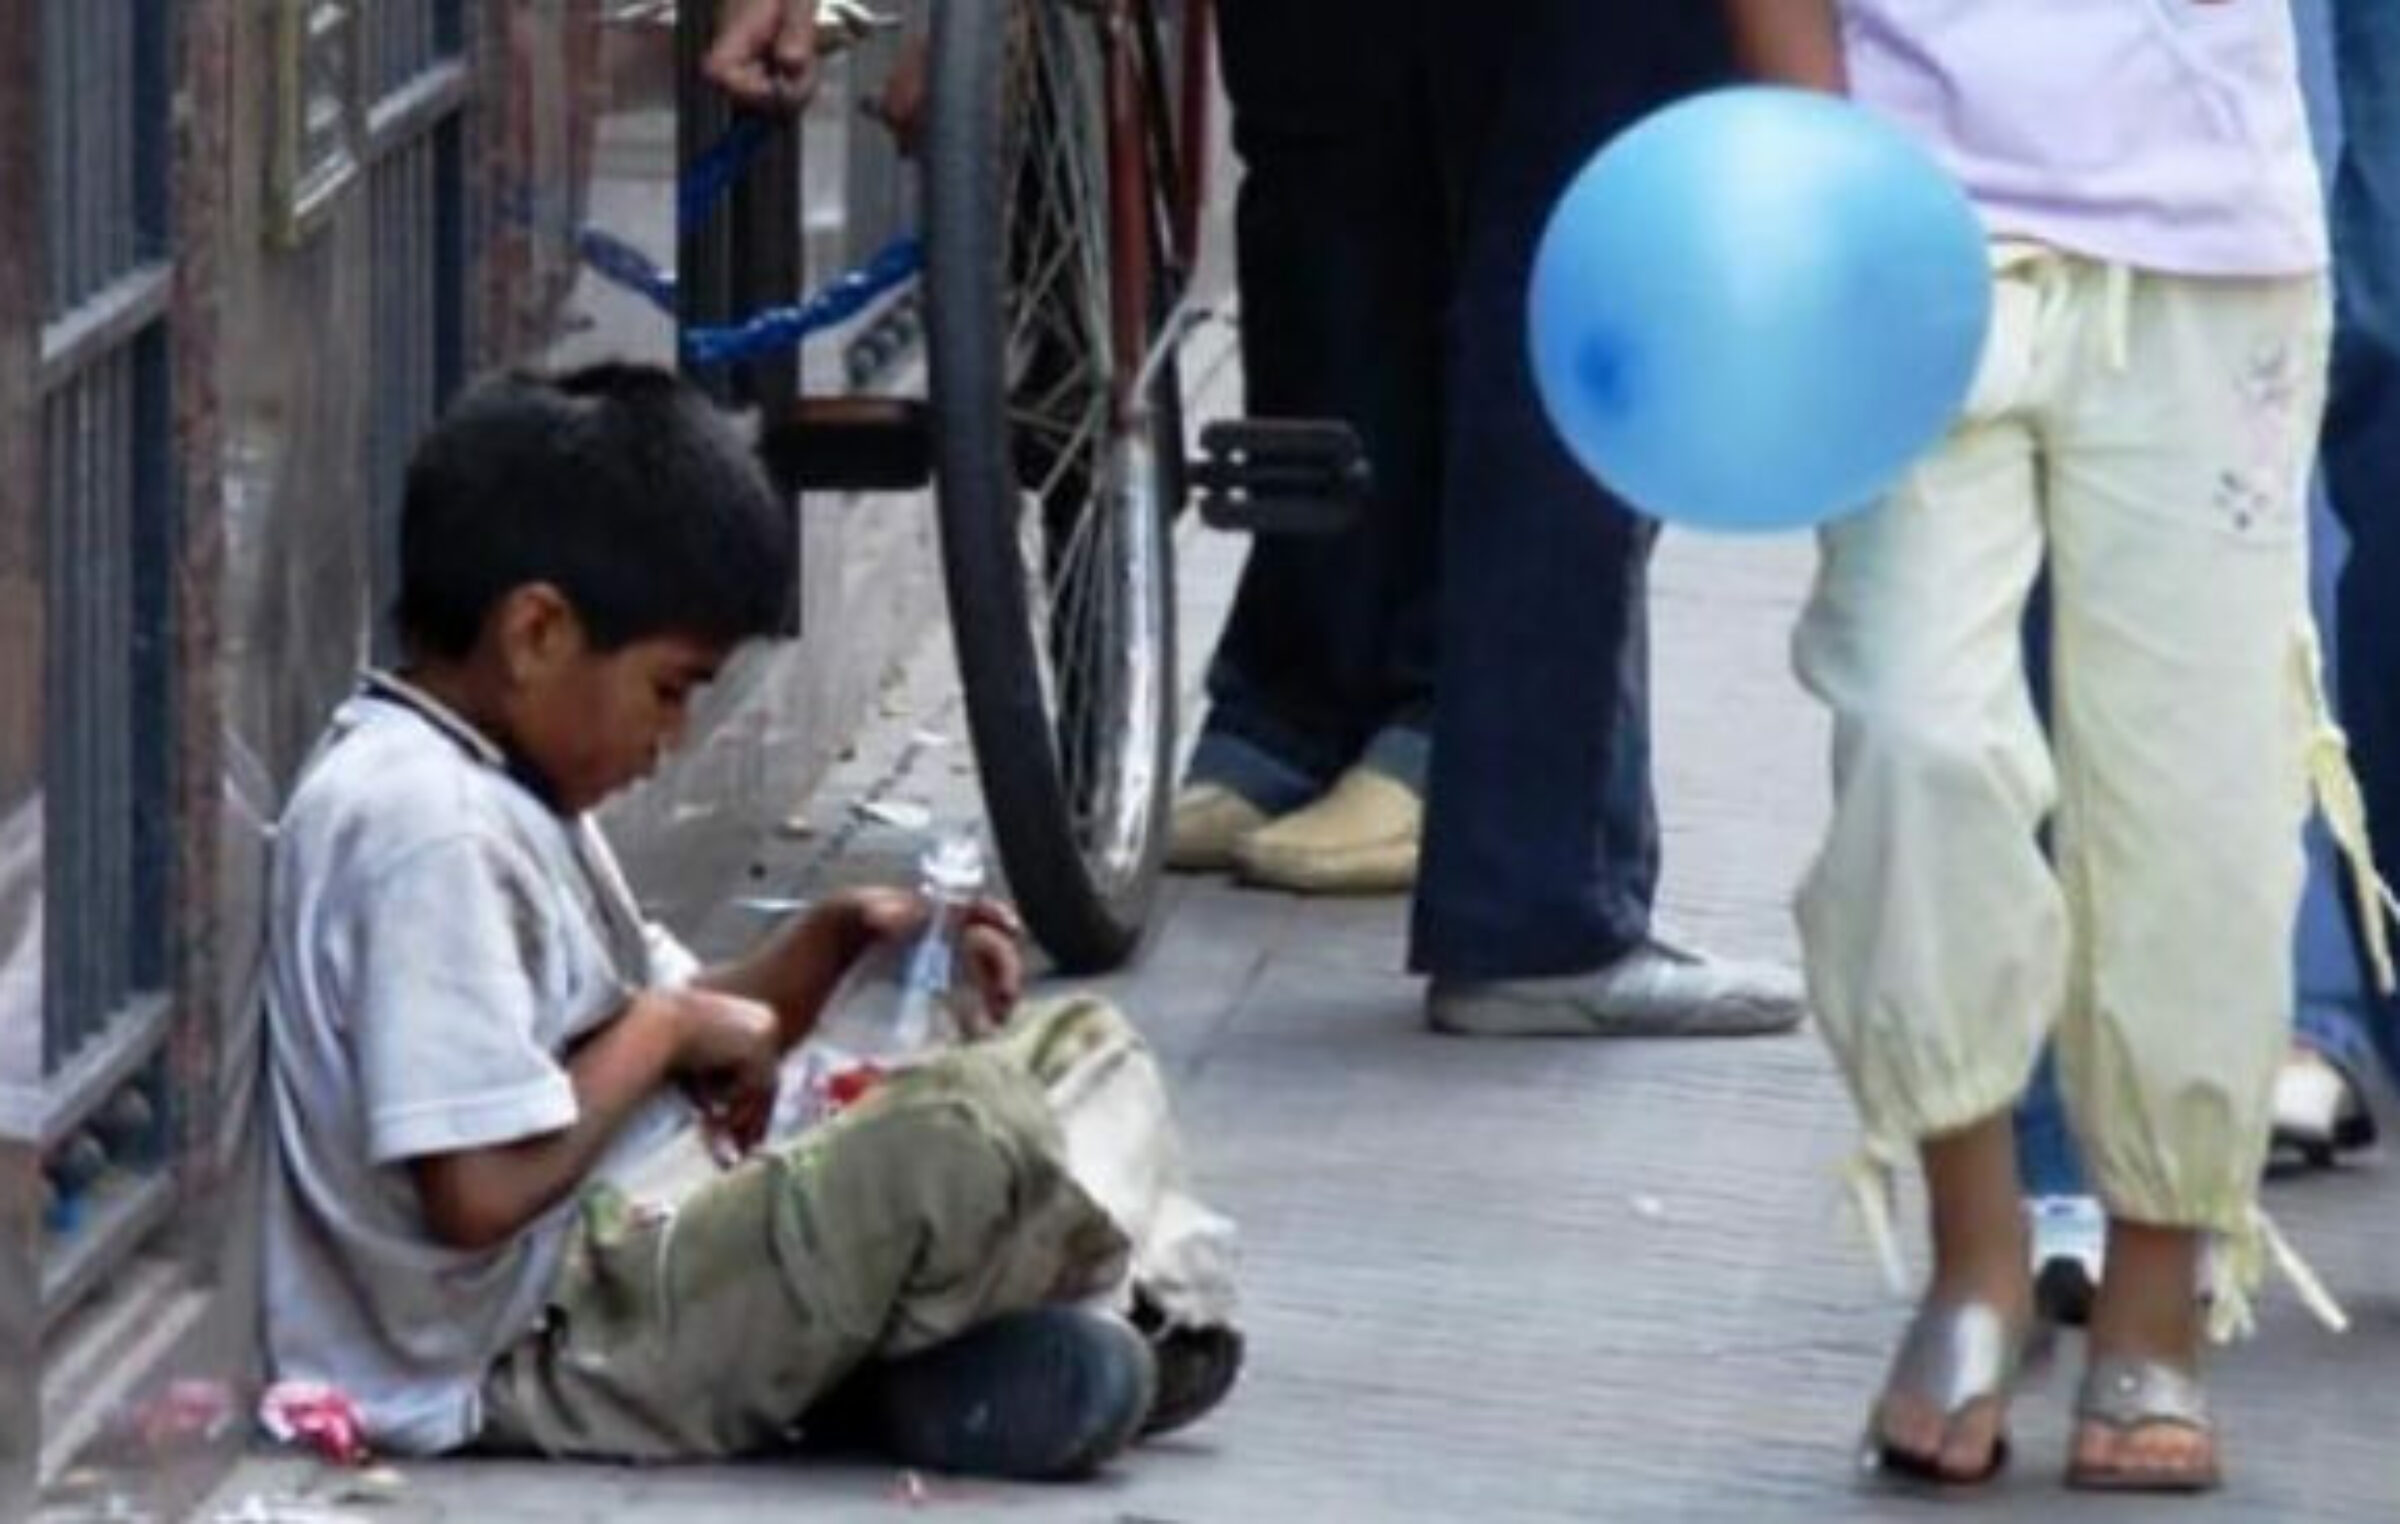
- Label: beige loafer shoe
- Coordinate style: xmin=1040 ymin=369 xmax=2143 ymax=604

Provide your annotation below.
xmin=1167 ymin=783 xmax=1271 ymax=872
xmin=1231 ymin=767 xmax=1420 ymax=895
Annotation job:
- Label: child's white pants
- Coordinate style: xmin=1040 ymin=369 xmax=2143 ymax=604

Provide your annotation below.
xmin=1794 ymin=245 xmax=2338 ymax=1236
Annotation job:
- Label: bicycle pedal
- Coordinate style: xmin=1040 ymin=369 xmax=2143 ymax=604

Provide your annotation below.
xmin=759 ymin=397 xmax=934 ymax=494
xmin=1192 ymin=420 xmax=1369 ymax=535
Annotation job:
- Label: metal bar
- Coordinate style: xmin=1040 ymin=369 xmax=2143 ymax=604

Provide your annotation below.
xmin=1130 ymin=0 xmax=1188 ymax=281
xmin=107 ymin=0 xmax=127 ymax=281
xmin=434 ymin=119 xmax=463 ymax=390
xmin=36 ymin=266 xmax=171 ymax=393
xmin=0 ymin=1141 xmax=35 ymax=1519
xmin=1174 ymin=0 xmax=1212 ymax=273
xmin=72 ymin=373 xmax=98 ymax=1053
xmin=75 ymin=370 xmax=95 ymax=1048
xmin=87 ymin=369 xmax=111 ymax=1042
xmin=404 ymin=141 xmax=419 ymax=435
xmin=676 ymin=1 xmax=736 ymax=404
xmin=370 ymin=151 xmax=398 ymax=613
xmin=84 ymin=0 xmax=101 ymax=293
xmin=133 ymin=0 xmax=167 ymax=259
xmin=34 ymin=993 xmax=169 ymax=1153
xmin=38 ymin=395 xmax=64 ymax=1075
xmin=367 ymin=162 xmax=388 ymax=640
xmin=65 ymin=374 xmax=87 ymax=1053
xmin=72 ymin=375 xmax=91 ymax=1050
xmin=2 ymin=0 xmax=47 ymax=1482
xmin=733 ymin=114 xmax=803 ymax=411
xmin=103 ymin=354 xmax=130 ymax=1017
xmin=364 ymin=58 xmax=468 ymax=164
xmin=88 ymin=363 xmax=113 ymax=1039
xmin=62 ymin=0 xmax=85 ymax=311
xmin=114 ymin=0 xmax=134 ymax=269
xmin=82 ymin=365 xmax=103 ymax=1043
xmin=38 ymin=0 xmax=60 ymax=316
xmin=416 ymin=141 xmax=433 ymax=422
xmin=79 ymin=0 xmax=100 ymax=298
xmin=130 ymin=331 xmax=170 ymax=995
xmin=39 ymin=1168 xmax=175 ymax=1331
xmin=44 ymin=385 xmax=74 ymax=1071
xmin=55 ymin=0 xmax=74 ymax=309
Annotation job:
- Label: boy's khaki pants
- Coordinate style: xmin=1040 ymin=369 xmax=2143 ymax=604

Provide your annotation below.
xmin=1794 ymin=246 xmax=2333 ymax=1237
xmin=477 ymin=996 xmax=1235 ymax=1459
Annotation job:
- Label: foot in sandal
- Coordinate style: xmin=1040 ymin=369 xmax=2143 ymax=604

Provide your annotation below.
xmin=1865 ymin=1297 xmax=2032 ymax=1485
xmin=2066 ymin=1220 xmax=2221 ymax=1494
xmin=1865 ymin=1119 xmax=2036 ymax=1486
xmin=2067 ymin=1357 xmax=2220 ymax=1493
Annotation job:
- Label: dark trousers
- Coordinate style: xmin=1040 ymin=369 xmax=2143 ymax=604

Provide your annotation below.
xmin=1208 ymin=1 xmax=1731 ymax=978
xmin=1199 ymin=0 xmax=1443 ymax=802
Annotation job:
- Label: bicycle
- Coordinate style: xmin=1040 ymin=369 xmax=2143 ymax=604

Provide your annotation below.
xmin=915 ymin=0 xmax=1212 ymax=973
xmin=597 ymin=0 xmax=1360 ymax=972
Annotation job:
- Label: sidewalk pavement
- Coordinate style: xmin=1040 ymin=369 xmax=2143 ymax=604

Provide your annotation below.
xmin=202 ymin=367 xmax=2400 ymax=1524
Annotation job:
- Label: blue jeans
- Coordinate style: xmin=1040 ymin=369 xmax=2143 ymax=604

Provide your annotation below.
xmin=1206 ymin=1 xmax=1732 ymax=977
xmin=1408 ymin=2 xmax=1738 ymax=978
xmin=2018 ymin=0 xmax=2400 ymax=1197
xmin=2319 ymin=0 xmax=2400 ymax=1090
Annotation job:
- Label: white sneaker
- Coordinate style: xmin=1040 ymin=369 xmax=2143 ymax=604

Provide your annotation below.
xmin=2025 ymin=1196 xmax=2219 ymax=1328
xmin=2027 ymin=1195 xmax=2105 ymax=1327
xmin=2272 ymin=1049 xmax=2376 ymax=1165
xmin=1426 ymin=938 xmax=1806 ymax=1038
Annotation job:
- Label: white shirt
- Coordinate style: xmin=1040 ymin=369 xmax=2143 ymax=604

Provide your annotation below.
xmin=1841 ymin=0 xmax=2326 ymax=276
xmin=261 ymin=674 xmax=695 ymax=1454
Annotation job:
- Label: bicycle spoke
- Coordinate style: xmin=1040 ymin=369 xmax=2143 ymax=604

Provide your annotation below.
xmin=1053 ymin=512 xmax=1117 ymax=810
xmin=953 ymin=0 xmax=1170 ymax=901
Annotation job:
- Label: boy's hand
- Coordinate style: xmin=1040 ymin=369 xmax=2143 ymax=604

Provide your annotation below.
xmin=701 ymin=882 xmax=1028 ymax=1053
xmin=669 ymin=989 xmax=783 ymax=1159
xmin=841 ymin=887 xmax=1027 ymax=1037
xmin=706 ymin=0 xmax=819 ymax=111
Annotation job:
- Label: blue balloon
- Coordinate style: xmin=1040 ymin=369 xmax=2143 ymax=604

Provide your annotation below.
xmin=1529 ymin=87 xmax=1991 ymax=533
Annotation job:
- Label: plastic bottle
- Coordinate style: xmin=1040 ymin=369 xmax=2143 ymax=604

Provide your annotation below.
xmin=780 ymin=834 xmax=987 ymax=1134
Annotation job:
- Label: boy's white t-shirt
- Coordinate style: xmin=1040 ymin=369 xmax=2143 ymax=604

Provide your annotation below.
xmin=1841 ymin=0 xmax=2327 ymax=276
xmin=262 ymin=673 xmax=696 ymax=1455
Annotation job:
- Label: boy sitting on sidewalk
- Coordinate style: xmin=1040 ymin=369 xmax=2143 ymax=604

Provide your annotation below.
xmin=261 ymin=362 xmax=1239 ymax=1477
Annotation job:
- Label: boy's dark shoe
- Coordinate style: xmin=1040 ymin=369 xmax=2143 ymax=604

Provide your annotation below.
xmin=1141 ymin=1323 xmax=1246 ymax=1439
xmin=857 ymin=1307 xmax=1155 ymax=1480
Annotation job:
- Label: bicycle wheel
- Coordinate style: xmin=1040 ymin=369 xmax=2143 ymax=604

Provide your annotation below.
xmin=922 ymin=0 xmax=1182 ymax=972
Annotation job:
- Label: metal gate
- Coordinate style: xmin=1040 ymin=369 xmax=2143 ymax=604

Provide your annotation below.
xmin=31 ymin=0 xmax=180 ymax=1332
xmin=364 ymin=0 xmax=468 ymax=637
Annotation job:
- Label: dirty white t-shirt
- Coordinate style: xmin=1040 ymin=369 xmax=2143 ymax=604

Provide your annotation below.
xmin=262 ymin=673 xmax=696 ymax=1455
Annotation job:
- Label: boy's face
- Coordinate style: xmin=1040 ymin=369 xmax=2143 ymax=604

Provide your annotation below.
xmin=496 ymin=586 xmax=728 ymax=813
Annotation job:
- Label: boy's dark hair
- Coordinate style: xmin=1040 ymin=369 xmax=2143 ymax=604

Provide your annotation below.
xmin=396 ymin=362 xmax=795 ymax=659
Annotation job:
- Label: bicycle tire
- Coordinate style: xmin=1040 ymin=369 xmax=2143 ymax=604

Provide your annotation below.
xmin=921 ymin=0 xmax=1182 ymax=972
